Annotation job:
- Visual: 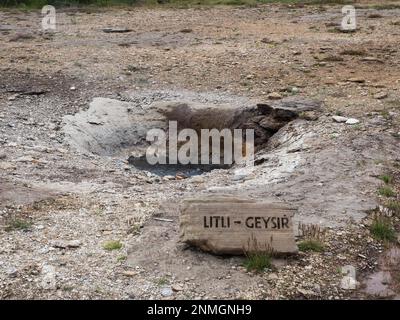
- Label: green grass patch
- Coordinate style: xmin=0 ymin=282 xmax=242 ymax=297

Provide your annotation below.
xmin=154 ymin=277 xmax=169 ymax=286
xmin=243 ymin=251 xmax=272 ymax=272
xmin=103 ymin=240 xmax=123 ymax=251
xmin=370 ymin=217 xmax=396 ymax=242
xmin=298 ymin=239 xmax=324 ymax=252
xmin=117 ymin=255 xmax=127 ymax=262
xmin=5 ymin=218 xmax=32 ymax=231
xmin=387 ymin=200 xmax=400 ymax=215
xmin=379 ymin=174 xmax=393 ymax=184
xmin=378 ymin=186 xmax=396 ymax=198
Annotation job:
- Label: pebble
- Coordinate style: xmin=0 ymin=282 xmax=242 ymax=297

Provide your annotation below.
xmin=121 ymin=270 xmax=137 ymax=277
xmin=161 ymin=287 xmax=173 ymax=297
xmin=346 ymin=118 xmax=360 ymax=125
xmin=374 ymin=92 xmax=388 ymax=100
xmin=332 ymin=115 xmax=348 ymax=123
xmin=267 ymin=92 xmax=283 ymax=100
xmin=172 ymin=284 xmax=184 ymax=292
xmin=190 ymin=176 xmax=205 ymax=184
xmin=163 ymin=175 xmax=175 ymax=181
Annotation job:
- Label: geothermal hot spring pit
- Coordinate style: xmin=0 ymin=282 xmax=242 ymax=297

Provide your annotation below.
xmin=62 ymin=92 xmax=321 ymax=177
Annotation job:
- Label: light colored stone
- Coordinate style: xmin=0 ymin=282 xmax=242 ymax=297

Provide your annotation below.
xmin=346 ymin=118 xmax=360 ymax=125
xmin=180 ymin=196 xmax=297 ymax=255
xmin=332 ymin=116 xmax=348 ymax=123
xmin=0 ymin=162 xmax=16 ymax=170
xmin=267 ymin=92 xmax=283 ymax=100
xmin=161 ymin=287 xmax=173 ymax=297
xmin=41 ymin=265 xmax=56 ymax=290
xmin=121 ymin=270 xmax=137 ymax=277
xmin=172 ymin=284 xmax=184 ymax=292
xmin=190 ymin=176 xmax=205 ymax=184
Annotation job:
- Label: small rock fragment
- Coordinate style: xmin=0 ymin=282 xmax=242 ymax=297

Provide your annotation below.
xmin=346 ymin=118 xmax=360 ymax=125
xmin=121 ymin=270 xmax=137 ymax=277
xmin=172 ymin=284 xmax=184 ymax=292
xmin=267 ymin=92 xmax=283 ymax=100
xmin=161 ymin=287 xmax=173 ymax=297
xmin=41 ymin=265 xmax=57 ymax=290
xmin=347 ymin=78 xmax=365 ymax=83
xmin=332 ymin=115 xmax=348 ymax=123
xmin=374 ymin=92 xmax=388 ymax=100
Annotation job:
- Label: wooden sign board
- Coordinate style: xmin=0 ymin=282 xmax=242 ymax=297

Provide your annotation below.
xmin=180 ymin=196 xmax=297 ymax=255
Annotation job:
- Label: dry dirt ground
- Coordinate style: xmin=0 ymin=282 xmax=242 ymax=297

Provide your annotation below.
xmin=0 ymin=2 xmax=400 ymax=299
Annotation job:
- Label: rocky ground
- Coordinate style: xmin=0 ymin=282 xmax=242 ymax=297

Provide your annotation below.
xmin=0 ymin=2 xmax=400 ymax=299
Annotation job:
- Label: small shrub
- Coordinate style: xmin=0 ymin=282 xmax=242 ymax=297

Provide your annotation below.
xmin=103 ymin=240 xmax=123 ymax=251
xmin=378 ymin=186 xmax=396 ymax=197
xmin=370 ymin=217 xmax=396 ymax=242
